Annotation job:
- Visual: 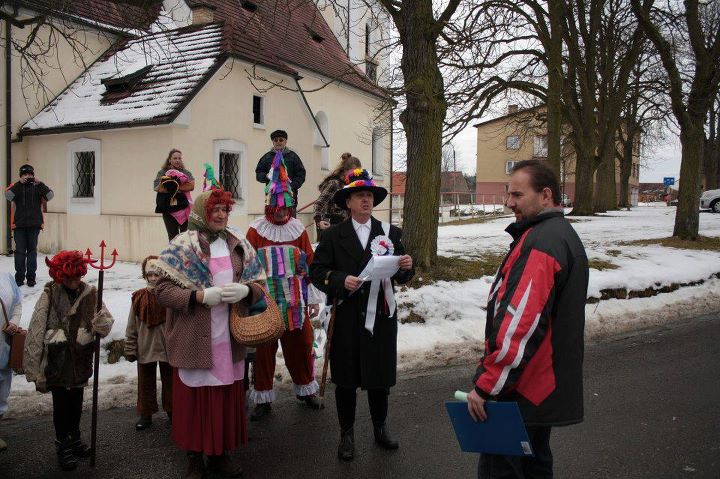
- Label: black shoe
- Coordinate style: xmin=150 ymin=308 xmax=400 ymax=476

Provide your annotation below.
xmin=337 ymin=427 xmax=354 ymax=461
xmin=297 ymin=394 xmax=324 ymax=410
xmin=207 ymin=452 xmax=243 ymax=477
xmin=15 ymin=279 xmax=23 ymax=287
xmin=250 ymin=403 xmax=271 ymax=421
xmin=373 ymin=423 xmax=399 ymax=450
xmin=185 ymin=452 xmax=206 ymax=479
xmin=135 ymin=415 xmax=153 ymax=431
xmin=167 ymin=411 xmax=172 ymax=424
xmin=68 ymin=432 xmax=92 ymax=458
xmin=55 ymin=439 xmax=78 ymax=471
xmin=27 ymin=279 xmax=36 ymax=287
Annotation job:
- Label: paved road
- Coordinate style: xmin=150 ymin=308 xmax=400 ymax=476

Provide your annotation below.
xmin=1 ymin=313 xmax=718 ymax=478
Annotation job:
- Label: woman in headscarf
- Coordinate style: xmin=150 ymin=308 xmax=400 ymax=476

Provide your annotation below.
xmin=313 ymin=154 xmax=361 ymax=237
xmin=155 ymin=188 xmax=266 ymax=479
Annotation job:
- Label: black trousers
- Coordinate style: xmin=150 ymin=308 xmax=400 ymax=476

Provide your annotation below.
xmin=13 ymin=227 xmax=40 ymax=283
xmin=335 ymin=386 xmax=388 ymax=432
xmin=50 ymin=387 xmax=84 ymax=442
xmin=162 ymin=213 xmax=188 ymax=241
xmin=478 ymin=426 xmax=553 ymax=479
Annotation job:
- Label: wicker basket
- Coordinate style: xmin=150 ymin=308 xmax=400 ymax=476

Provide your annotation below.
xmin=229 ymin=288 xmax=285 ymax=346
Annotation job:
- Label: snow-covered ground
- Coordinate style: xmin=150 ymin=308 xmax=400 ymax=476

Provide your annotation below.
xmin=3 ymin=206 xmax=719 ymax=416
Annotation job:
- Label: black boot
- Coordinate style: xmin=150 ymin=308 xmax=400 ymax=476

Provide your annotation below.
xmin=337 ymin=427 xmax=354 ymax=461
xmin=250 ymin=403 xmax=271 ymax=421
xmin=373 ymin=422 xmax=399 ymax=450
xmin=167 ymin=411 xmax=172 ymax=424
xmin=297 ymin=394 xmax=324 ymax=410
xmin=55 ymin=439 xmax=78 ymax=471
xmin=135 ymin=415 xmax=152 ymax=431
xmin=69 ymin=432 xmax=92 ymax=458
xmin=207 ymin=452 xmax=243 ymax=477
xmin=185 ymin=452 xmax=205 ymax=479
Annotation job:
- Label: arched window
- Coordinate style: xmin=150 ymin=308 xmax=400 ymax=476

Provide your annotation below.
xmin=314 ymin=111 xmax=330 ymax=170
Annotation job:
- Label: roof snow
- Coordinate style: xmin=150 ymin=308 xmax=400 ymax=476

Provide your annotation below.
xmin=22 ymin=23 xmax=225 ymax=134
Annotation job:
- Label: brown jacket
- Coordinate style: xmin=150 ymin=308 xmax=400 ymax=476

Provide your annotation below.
xmin=124 ymin=290 xmax=168 ymax=364
xmin=156 ymin=235 xmax=263 ymax=369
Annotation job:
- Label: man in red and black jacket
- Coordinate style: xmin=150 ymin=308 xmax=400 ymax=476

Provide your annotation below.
xmin=467 ymin=160 xmax=588 ymax=478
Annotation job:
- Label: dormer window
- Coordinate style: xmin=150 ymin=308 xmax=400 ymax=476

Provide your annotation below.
xmin=101 ymin=64 xmax=152 ymax=102
xmin=241 ymin=0 xmax=257 ymax=12
xmin=305 ymin=25 xmax=324 ymax=43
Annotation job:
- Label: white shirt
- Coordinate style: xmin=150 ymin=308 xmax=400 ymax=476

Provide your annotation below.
xmin=352 ymin=217 xmax=371 ymax=249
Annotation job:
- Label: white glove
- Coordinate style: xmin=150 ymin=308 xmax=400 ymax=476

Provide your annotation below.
xmin=201 ymin=287 xmax=223 ymax=307
xmin=221 ymin=283 xmax=250 ymax=304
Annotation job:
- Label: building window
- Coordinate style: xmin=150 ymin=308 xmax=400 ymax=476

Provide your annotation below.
xmin=533 ymin=135 xmax=548 ymax=157
xmin=213 ymin=139 xmax=247 ymax=208
xmin=67 ymin=138 xmax=101 ymax=215
xmin=219 ymin=152 xmax=242 ymax=199
xmin=505 ymin=160 xmax=517 ymax=175
xmin=73 ymin=151 xmax=95 ymax=198
xmin=314 ymin=111 xmax=330 ymax=170
xmin=252 ymin=95 xmax=264 ymax=126
xmin=372 ymin=127 xmax=384 ymax=176
xmin=506 ymin=136 xmax=520 ymax=150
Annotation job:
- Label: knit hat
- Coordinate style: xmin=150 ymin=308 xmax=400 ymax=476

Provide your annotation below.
xmin=333 ymin=168 xmax=387 ymax=210
xmin=264 ymin=150 xmax=294 ymax=223
xmin=19 ymin=164 xmax=34 ymax=176
xmin=270 ymin=129 xmax=288 ymax=140
xmin=45 ymin=250 xmax=90 ymax=283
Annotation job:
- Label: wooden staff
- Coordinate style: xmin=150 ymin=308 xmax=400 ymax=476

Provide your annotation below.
xmin=318 ymin=298 xmax=338 ymax=403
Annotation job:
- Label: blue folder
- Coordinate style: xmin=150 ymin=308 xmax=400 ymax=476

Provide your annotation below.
xmin=445 ymin=400 xmax=533 ymax=456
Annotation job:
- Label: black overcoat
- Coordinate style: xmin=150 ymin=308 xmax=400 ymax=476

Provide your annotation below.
xmin=309 ymin=216 xmax=414 ymax=389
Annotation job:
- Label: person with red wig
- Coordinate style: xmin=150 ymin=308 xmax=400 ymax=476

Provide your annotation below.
xmin=22 ymin=250 xmax=114 ymax=472
xmin=245 ymin=157 xmax=323 ymax=420
xmin=154 ymin=187 xmax=267 ymax=479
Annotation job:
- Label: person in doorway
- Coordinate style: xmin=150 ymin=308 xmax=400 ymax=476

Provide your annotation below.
xmin=466 ymin=160 xmax=588 ymax=479
xmin=5 ymin=164 xmax=53 ymax=287
xmin=154 ymin=149 xmax=195 ymax=241
xmin=309 ymin=168 xmax=414 ymax=461
xmin=125 ymin=256 xmax=172 ymax=431
xmin=255 ymin=130 xmax=306 ymax=212
xmin=23 ymin=251 xmax=114 ymax=472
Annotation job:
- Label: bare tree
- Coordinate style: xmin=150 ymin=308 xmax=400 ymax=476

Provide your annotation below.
xmin=632 ymin=0 xmax=720 ymax=239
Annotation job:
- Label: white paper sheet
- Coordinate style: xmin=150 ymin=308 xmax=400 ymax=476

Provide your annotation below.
xmin=358 ymin=255 xmax=400 ymax=282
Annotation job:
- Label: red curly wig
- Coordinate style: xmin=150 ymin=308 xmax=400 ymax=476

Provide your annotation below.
xmin=45 ymin=250 xmax=90 ymax=283
xmin=204 ymin=189 xmax=234 ymax=219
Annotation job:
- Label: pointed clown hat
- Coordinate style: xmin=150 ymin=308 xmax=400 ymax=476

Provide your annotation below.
xmin=333 ymin=168 xmax=387 ymax=210
xmin=264 ymin=150 xmax=295 ymax=214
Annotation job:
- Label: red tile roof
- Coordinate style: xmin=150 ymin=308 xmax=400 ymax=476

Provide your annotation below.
xmin=392 ymin=172 xmax=406 ymax=195
xmin=440 ymin=171 xmax=470 ymax=193
xmin=22 ymin=0 xmax=162 ymax=31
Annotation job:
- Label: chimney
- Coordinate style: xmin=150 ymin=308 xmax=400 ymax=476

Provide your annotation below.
xmin=508 ymin=104 xmax=518 ymax=114
xmin=188 ymin=1 xmax=216 ymax=25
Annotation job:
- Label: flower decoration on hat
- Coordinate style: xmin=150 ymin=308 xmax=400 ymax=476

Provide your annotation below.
xmin=333 ymin=168 xmax=388 ymax=210
xmin=264 ymin=151 xmax=295 ymax=223
xmin=45 ymin=250 xmax=90 ymax=283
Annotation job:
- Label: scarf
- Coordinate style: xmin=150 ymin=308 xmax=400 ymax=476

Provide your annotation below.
xmin=188 ymin=190 xmax=227 ymax=243
xmin=131 ymin=288 xmax=166 ymax=328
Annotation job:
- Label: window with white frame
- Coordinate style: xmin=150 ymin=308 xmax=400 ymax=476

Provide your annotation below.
xmin=371 ymin=127 xmax=384 ymax=176
xmin=213 ymin=139 xmax=246 ymax=203
xmin=252 ymin=95 xmax=264 ymax=126
xmin=67 ymin=138 xmax=101 ymax=214
xmin=533 ymin=135 xmax=548 ymax=157
xmin=505 ymin=160 xmax=517 ymax=175
xmin=506 ymin=135 xmax=520 ymax=150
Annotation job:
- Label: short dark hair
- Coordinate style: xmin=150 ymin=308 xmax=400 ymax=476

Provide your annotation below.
xmin=270 ymin=129 xmax=288 ymax=140
xmin=511 ymin=160 xmax=561 ymax=204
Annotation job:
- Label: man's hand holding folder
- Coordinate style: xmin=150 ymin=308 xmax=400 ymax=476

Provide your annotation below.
xmin=467 ymin=389 xmax=487 ymax=421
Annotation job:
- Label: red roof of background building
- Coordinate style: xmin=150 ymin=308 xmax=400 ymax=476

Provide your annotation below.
xmin=440 ymin=171 xmax=470 ymax=193
xmin=391 ymin=172 xmax=406 ymax=195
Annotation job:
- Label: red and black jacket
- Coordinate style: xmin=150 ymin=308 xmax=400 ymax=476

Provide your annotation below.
xmin=473 ymin=209 xmax=588 ymax=426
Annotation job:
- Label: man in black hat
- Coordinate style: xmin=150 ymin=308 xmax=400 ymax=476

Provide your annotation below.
xmin=4 ymin=164 xmax=53 ymax=287
xmin=309 ymin=169 xmax=414 ymax=462
xmin=255 ymin=130 xmax=306 ymax=212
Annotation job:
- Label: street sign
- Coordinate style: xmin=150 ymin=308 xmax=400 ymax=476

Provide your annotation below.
xmin=663 ymin=177 xmax=675 ymax=186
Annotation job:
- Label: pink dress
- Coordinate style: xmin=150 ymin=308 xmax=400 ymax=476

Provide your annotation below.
xmin=165 ymin=168 xmax=193 ymax=226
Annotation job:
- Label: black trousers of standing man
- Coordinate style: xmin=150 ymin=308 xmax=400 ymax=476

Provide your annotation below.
xmin=335 ymin=386 xmax=388 ymax=431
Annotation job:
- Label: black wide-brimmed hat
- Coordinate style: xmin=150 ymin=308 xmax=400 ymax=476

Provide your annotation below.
xmin=333 ymin=168 xmax=388 ymax=210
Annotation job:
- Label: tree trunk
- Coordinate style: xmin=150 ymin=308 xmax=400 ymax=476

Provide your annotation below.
xmin=618 ymin=137 xmax=633 ymax=208
xmin=571 ymin=153 xmax=595 ymax=215
xmin=546 ymin=0 xmax=564 ymax=179
xmin=594 ymin=151 xmax=617 ymax=212
xmin=703 ymin=104 xmax=718 ymax=190
xmin=673 ymin=117 xmax=704 ymax=239
xmin=398 ymin=0 xmax=446 ymax=269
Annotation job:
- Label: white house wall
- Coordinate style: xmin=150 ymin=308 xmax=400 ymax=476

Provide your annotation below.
xmin=25 ymin=57 xmax=390 ymax=262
